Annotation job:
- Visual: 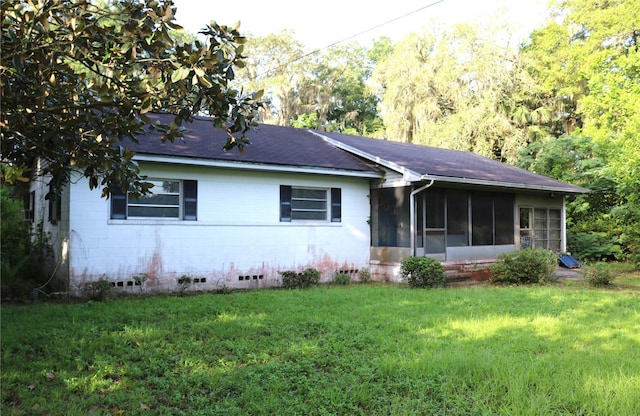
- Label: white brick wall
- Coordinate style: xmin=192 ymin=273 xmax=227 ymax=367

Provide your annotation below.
xmin=66 ymin=163 xmax=372 ymax=293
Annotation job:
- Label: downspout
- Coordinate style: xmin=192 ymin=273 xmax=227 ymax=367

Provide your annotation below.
xmin=410 ymin=179 xmax=435 ymax=256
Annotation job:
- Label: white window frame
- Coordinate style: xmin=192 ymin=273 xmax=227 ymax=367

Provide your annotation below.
xmin=128 ymin=179 xmax=182 ymax=219
xmin=111 ymin=179 xmax=197 ymax=221
xmin=280 ymin=185 xmax=341 ymax=223
xmin=291 ymin=187 xmax=328 ymax=221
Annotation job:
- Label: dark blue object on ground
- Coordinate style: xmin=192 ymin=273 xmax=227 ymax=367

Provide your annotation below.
xmin=559 ymin=254 xmax=581 ymax=268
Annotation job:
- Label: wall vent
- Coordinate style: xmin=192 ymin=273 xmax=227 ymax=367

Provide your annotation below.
xmin=239 ymin=275 xmax=264 ymax=281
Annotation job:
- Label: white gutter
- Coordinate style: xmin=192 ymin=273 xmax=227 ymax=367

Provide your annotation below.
xmin=133 ymin=154 xmax=381 ymax=179
xmin=410 ymin=179 xmax=435 ymax=256
xmin=418 ymin=174 xmax=587 ymax=195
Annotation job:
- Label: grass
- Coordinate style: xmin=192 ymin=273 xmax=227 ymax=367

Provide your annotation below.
xmin=2 ymin=282 xmax=640 ymax=415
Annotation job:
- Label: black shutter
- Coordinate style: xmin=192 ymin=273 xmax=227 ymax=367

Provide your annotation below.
xmin=110 ymin=187 xmax=127 ymax=219
xmin=48 ymin=184 xmax=61 ymax=224
xmin=331 ymin=188 xmax=341 ymax=222
xmin=183 ymin=180 xmax=197 ymax=221
xmin=280 ymin=185 xmax=292 ymax=222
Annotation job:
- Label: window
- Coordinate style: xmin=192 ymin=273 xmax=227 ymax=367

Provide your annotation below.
xmin=519 ymin=207 xmax=561 ymax=251
xmin=519 ymin=207 xmax=533 ymax=249
xmin=280 ymin=185 xmax=341 ymax=222
xmin=48 ymin=184 xmax=61 ymax=225
xmin=24 ymin=191 xmax=35 ymax=223
xmin=111 ymin=179 xmax=197 ymax=220
xmin=534 ymin=208 xmax=561 ymax=251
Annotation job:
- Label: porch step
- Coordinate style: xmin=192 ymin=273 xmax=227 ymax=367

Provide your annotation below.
xmin=443 ymin=261 xmax=493 ymax=286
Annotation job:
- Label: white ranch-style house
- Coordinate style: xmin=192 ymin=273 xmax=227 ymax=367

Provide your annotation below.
xmin=29 ymin=113 xmax=587 ymax=294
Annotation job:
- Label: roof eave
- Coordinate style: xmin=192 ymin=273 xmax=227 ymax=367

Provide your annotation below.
xmin=133 ymin=154 xmax=382 ymax=179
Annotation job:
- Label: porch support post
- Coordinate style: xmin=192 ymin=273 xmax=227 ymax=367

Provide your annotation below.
xmin=561 ymin=198 xmax=567 ymax=253
xmin=409 ymin=179 xmax=435 ymax=256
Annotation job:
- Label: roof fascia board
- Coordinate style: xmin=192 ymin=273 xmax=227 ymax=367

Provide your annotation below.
xmin=309 ymin=131 xmax=423 ymax=182
xmin=420 ymin=174 xmax=588 ymax=194
xmin=133 ymin=154 xmax=382 ymax=179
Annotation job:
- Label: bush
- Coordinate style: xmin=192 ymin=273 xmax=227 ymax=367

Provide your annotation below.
xmin=400 ymin=257 xmax=447 ymax=288
xmin=279 ymin=268 xmax=321 ymax=289
xmin=177 ymin=275 xmax=192 ymax=295
xmin=357 ymin=268 xmax=371 ymax=284
xmin=333 ymin=272 xmax=351 ymax=285
xmin=0 ymin=186 xmax=54 ymax=298
xmin=568 ymin=231 xmax=622 ymax=262
xmin=583 ymin=262 xmax=614 ymax=287
xmin=80 ymin=279 xmax=112 ymax=301
xmin=490 ymin=249 xmax=557 ymax=285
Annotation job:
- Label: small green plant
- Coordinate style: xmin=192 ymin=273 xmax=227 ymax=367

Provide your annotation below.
xmin=357 ymin=267 xmax=371 ymax=284
xmin=400 ymin=256 xmax=447 ymax=288
xmin=133 ymin=273 xmax=147 ymax=290
xmin=214 ymin=279 xmax=232 ymax=294
xmin=583 ymin=262 xmax=614 ymax=287
xmin=333 ymin=272 xmax=351 ymax=285
xmin=80 ymin=279 xmax=112 ymax=301
xmin=490 ymin=248 xmax=557 ymax=285
xmin=279 ymin=267 xmax=321 ymax=289
xmin=177 ymin=275 xmax=192 ymax=295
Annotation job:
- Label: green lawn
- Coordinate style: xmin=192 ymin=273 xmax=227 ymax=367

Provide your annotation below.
xmin=2 ymin=283 xmax=639 ymax=415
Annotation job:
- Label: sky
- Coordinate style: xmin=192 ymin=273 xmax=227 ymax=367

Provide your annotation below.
xmin=170 ymin=0 xmax=552 ymax=50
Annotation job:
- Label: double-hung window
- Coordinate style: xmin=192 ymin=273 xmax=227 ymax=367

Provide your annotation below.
xmin=280 ymin=185 xmax=341 ymax=222
xmin=111 ymin=179 xmax=197 ymax=220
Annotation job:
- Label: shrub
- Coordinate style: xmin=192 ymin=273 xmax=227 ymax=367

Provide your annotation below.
xmin=177 ymin=275 xmax=192 ymax=295
xmin=80 ymin=279 xmax=112 ymax=301
xmin=490 ymin=249 xmax=557 ymax=285
xmin=279 ymin=268 xmax=321 ymax=289
xmin=400 ymin=256 xmax=447 ymax=288
xmin=333 ymin=272 xmax=351 ymax=285
xmin=583 ymin=262 xmax=614 ymax=287
xmin=0 ymin=186 xmax=54 ymax=298
xmin=568 ymin=231 xmax=622 ymax=262
xmin=357 ymin=268 xmax=371 ymax=284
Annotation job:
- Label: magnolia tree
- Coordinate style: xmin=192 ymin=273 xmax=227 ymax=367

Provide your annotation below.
xmin=1 ymin=0 xmax=264 ymax=198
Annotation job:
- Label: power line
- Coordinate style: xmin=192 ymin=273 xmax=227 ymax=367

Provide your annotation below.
xmin=255 ymin=0 xmax=445 ymax=80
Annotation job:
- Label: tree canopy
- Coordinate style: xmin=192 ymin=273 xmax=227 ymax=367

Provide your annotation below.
xmin=1 ymin=0 xmax=637 ymax=262
xmin=1 ymin=0 xmax=264 ymax=198
xmin=520 ymin=0 xmax=640 ymax=263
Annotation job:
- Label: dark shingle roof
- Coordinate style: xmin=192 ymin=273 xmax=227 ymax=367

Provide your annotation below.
xmin=123 ymin=113 xmax=376 ymax=173
xmin=319 ymin=131 xmax=589 ymax=194
xmin=125 ymin=113 xmax=587 ymax=193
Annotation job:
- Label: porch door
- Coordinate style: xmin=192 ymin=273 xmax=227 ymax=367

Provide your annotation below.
xmin=416 ymin=190 xmax=446 ymax=259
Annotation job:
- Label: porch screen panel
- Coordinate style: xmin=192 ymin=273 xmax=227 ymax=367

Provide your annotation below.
xmin=494 ymin=194 xmax=515 ymax=245
xmin=426 ymin=189 xmax=445 ymax=228
xmin=424 ymin=189 xmax=445 ymax=253
xmin=372 ymin=187 xmax=410 ymax=247
xmin=471 ymin=192 xmax=493 ymax=245
xmin=447 ymin=190 xmax=469 ymax=246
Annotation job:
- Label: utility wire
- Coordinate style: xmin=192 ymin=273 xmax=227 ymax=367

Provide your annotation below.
xmin=255 ymin=0 xmax=445 ymax=79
